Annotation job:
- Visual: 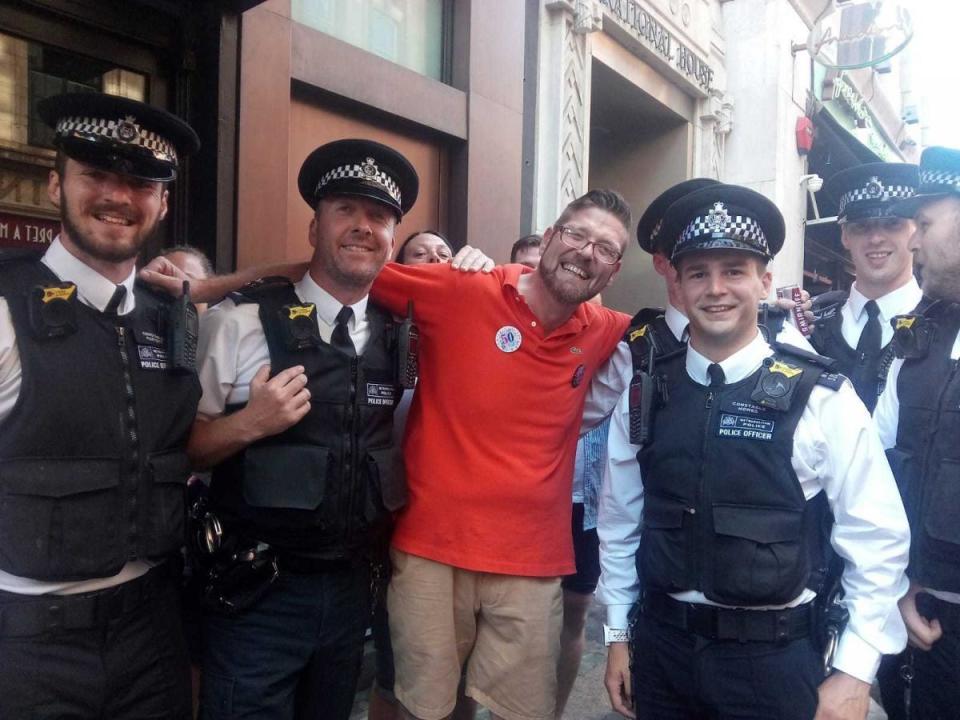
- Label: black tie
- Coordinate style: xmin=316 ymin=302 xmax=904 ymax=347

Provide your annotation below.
xmin=707 ymin=363 xmax=725 ymax=387
xmin=856 ymin=300 xmax=882 ymax=360
xmin=331 ymin=306 xmax=356 ymax=357
xmin=104 ymin=285 xmax=127 ymax=317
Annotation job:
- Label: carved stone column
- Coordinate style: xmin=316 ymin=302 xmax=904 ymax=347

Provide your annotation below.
xmin=534 ymin=1 xmax=601 ymax=230
xmin=698 ymin=89 xmax=734 ymax=180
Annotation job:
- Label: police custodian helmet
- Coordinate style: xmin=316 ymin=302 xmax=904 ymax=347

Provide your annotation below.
xmin=38 ymin=91 xmax=200 ymax=183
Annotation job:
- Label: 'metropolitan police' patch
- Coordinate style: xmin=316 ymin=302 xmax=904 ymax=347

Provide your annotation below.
xmin=717 ymin=413 xmax=775 ymax=441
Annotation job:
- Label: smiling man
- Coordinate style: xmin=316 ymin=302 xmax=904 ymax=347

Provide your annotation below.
xmin=188 ymin=139 xmax=419 ymax=720
xmin=810 ymin=163 xmax=921 ymax=411
xmin=0 ymin=92 xmax=201 ymax=719
xmin=370 ymin=190 xmax=632 ymax=720
xmin=598 ymin=184 xmax=909 ymax=720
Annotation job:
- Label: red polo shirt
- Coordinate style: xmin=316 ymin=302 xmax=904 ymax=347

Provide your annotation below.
xmin=371 ymin=263 xmax=629 ymax=576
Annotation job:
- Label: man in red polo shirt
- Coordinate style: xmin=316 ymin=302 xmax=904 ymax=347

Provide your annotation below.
xmin=371 ymin=190 xmax=631 ymax=720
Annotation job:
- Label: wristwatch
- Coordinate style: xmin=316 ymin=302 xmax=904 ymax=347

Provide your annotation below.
xmin=603 ymin=624 xmax=630 ymax=645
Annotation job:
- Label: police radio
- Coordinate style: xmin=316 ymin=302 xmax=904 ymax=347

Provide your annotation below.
xmin=168 ymin=281 xmax=199 ymax=372
xmin=629 ymin=346 xmax=657 ymax=446
xmin=396 ymin=301 xmax=419 ymax=389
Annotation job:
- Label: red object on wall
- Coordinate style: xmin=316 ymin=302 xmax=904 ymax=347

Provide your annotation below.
xmin=796 ymin=116 xmax=814 ymax=155
xmin=0 ymin=211 xmax=59 ymax=250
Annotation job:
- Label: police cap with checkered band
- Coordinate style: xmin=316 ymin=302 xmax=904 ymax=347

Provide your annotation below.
xmin=659 ymin=184 xmax=785 ymax=265
xmin=824 ymin=162 xmax=918 ymax=224
xmin=636 ymin=178 xmax=719 ymax=254
xmin=297 ymin=139 xmax=419 ymax=219
xmin=892 ymin=146 xmax=960 ymax=217
xmin=38 ymin=92 xmax=200 ymax=183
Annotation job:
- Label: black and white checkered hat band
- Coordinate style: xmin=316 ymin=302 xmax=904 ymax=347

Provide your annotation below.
xmin=56 ymin=115 xmax=177 ymax=165
xmin=838 ymin=184 xmax=914 ymax=215
xmin=678 ymin=214 xmax=769 ymax=255
xmin=316 ymin=163 xmax=401 ymax=206
xmin=919 ymin=168 xmax=960 ymax=192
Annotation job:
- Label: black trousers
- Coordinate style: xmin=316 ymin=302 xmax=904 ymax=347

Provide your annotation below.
xmin=908 ymin=594 xmax=960 ymax=720
xmin=631 ymin=610 xmax=822 ymax=720
xmin=200 ymin=562 xmax=370 ymax=720
xmin=0 ymin=565 xmax=191 ymax=720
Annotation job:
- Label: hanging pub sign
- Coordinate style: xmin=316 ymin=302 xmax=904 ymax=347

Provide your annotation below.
xmin=807 ymin=0 xmax=913 ymax=70
xmin=0 ymin=211 xmax=59 ymax=250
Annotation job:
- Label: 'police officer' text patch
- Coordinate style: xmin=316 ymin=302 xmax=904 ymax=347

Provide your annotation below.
xmin=366 ymin=383 xmax=397 ymax=406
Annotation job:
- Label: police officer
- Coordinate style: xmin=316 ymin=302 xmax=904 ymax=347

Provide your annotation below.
xmin=810 ymin=163 xmax=921 ymax=411
xmin=583 ymin=178 xmax=813 ymax=427
xmin=189 ymin=139 xmax=418 ymax=720
xmin=0 ymin=92 xmax=201 ymax=718
xmin=875 ymin=146 xmax=960 ymax=720
xmin=598 ymin=184 xmax=910 ymax=720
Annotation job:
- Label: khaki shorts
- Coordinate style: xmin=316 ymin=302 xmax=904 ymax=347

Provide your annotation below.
xmin=387 ymin=549 xmax=563 ymax=720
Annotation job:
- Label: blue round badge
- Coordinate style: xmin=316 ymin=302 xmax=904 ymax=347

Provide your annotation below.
xmin=572 ymin=364 xmax=585 ymax=387
xmin=495 ymin=325 xmax=522 ymax=353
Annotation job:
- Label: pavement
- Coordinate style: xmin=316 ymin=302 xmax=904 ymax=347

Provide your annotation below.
xmin=352 ymin=599 xmax=888 ymax=719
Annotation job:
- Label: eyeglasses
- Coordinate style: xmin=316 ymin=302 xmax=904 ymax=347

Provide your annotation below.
xmin=556 ymin=226 xmax=623 ymax=265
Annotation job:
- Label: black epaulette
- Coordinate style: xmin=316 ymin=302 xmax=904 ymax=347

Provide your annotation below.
xmin=228 ymin=276 xmax=295 ymax=305
xmin=625 ymin=306 xmax=664 ymax=332
xmin=0 ymin=248 xmax=43 ymax=265
xmin=811 ymin=290 xmax=847 ymax=323
xmin=770 ymin=340 xmax=839 ymax=372
xmin=815 ymin=372 xmax=847 ymax=391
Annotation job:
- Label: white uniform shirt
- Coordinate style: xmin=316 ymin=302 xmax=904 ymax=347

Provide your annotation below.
xmin=839 ymin=279 xmax=922 ymax=349
xmin=875 ymin=323 xmax=960 ymax=605
xmin=197 ymin=271 xmax=371 ymax=417
xmin=0 ymin=238 xmax=149 ymax=595
xmin=597 ymin=331 xmax=910 ymax=684
xmin=582 ymin=303 xmax=815 ymax=429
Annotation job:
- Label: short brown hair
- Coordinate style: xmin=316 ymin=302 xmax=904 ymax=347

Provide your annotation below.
xmin=555 ymin=189 xmax=632 ymax=234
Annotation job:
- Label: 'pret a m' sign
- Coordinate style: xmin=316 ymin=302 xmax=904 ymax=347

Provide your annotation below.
xmin=0 ymin=211 xmax=59 ymax=250
xmin=599 ymin=0 xmax=714 ymax=91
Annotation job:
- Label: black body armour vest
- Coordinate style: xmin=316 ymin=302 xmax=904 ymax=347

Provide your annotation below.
xmin=0 ymin=255 xmax=200 ymax=581
xmin=810 ymin=291 xmax=896 ymax=411
xmin=636 ymin=349 xmax=838 ymax=606
xmin=210 ymin=280 xmax=406 ymax=559
xmin=624 ymin=308 xmax=685 ymax=369
xmin=886 ymin=301 xmax=960 ymax=592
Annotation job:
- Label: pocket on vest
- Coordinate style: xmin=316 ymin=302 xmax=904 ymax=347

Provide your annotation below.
xmin=639 ymin=494 xmax=689 ymax=592
xmin=0 ymin=457 xmax=123 ymax=580
xmin=711 ymin=504 xmax=806 ymax=605
xmin=241 ymin=444 xmax=330 ymax=510
xmin=144 ymin=449 xmax=191 ymax=557
xmin=366 ymin=447 xmax=406 ymax=517
xmin=922 ymin=459 xmax=960 ymax=561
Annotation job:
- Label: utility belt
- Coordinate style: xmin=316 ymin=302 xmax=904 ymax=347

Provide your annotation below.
xmin=639 ymin=591 xmax=812 ymax=643
xmin=0 ymin=560 xmax=178 ymax=638
xmin=189 ymin=495 xmax=386 ymax=615
xmin=918 ymin=592 xmax=960 ymax=635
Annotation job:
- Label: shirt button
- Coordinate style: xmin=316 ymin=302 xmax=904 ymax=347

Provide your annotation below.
xmin=531 ymin=321 xmax=537 ymax=327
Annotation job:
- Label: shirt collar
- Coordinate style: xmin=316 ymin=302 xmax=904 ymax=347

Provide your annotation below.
xmin=41 ymin=236 xmax=136 ymax=315
xmin=665 ymin=303 xmax=688 ymax=342
xmin=849 ymin=277 xmax=922 ymax=325
xmin=686 ymin=330 xmax=771 ymax=386
xmin=296 ymin=271 xmax=368 ymax=328
xmin=506 ymin=264 xmax=590 ymax=334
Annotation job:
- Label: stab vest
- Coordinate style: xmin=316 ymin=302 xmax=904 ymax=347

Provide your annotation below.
xmin=624 ymin=308 xmax=685 ymax=371
xmin=887 ymin=301 xmax=960 ymax=592
xmin=0 ymin=254 xmax=200 ymax=581
xmin=210 ymin=280 xmax=406 ymax=559
xmin=635 ymin=347 xmax=839 ymax=606
xmin=810 ymin=291 xmax=896 ymax=411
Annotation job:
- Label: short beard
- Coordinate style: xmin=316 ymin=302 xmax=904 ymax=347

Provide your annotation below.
xmin=539 ymin=263 xmax=595 ymax=305
xmin=60 ymin=188 xmax=159 ymax=263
